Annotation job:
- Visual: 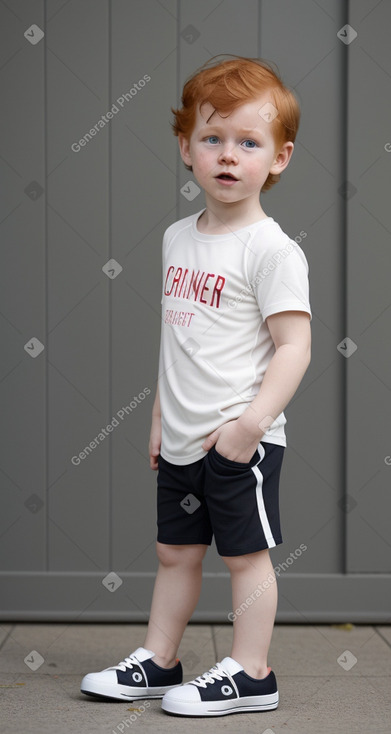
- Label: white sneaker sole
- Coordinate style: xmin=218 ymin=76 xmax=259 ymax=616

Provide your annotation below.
xmin=161 ymin=691 xmax=279 ymax=716
xmin=81 ymin=676 xmax=182 ymax=701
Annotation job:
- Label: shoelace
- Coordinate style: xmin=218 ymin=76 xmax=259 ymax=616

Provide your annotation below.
xmin=110 ymin=653 xmax=140 ymax=672
xmin=190 ymin=662 xmax=229 ymax=689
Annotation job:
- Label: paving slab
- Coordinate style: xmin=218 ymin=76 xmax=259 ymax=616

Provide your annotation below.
xmin=214 ymin=623 xmax=391 ymax=676
xmin=2 ymin=672 xmax=389 ymax=734
xmin=0 ymin=624 xmax=390 ymax=734
xmin=377 ymin=625 xmax=391 ymax=646
xmin=0 ymin=623 xmax=216 ymax=678
xmin=176 ymin=623 xmax=216 ymax=681
xmin=311 ymin=624 xmax=391 ymax=675
xmin=0 ymin=674 xmax=112 ymax=734
xmin=0 ymin=625 xmax=13 ymax=648
xmin=0 ymin=623 xmax=136 ymax=675
xmin=272 ymin=674 xmax=391 ymax=734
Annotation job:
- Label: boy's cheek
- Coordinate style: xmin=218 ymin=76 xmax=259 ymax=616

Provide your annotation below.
xmin=247 ymin=159 xmax=273 ymax=182
xmin=193 ymin=158 xmax=215 ymax=180
xmin=194 ymin=149 xmax=214 ymax=169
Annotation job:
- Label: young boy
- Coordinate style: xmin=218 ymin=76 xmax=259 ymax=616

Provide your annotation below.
xmin=81 ymin=56 xmax=312 ymax=717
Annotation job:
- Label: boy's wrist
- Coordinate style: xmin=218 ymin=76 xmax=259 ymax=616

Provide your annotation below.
xmin=236 ymin=408 xmax=268 ymax=441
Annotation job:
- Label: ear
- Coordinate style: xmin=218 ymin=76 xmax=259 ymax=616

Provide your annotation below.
xmin=178 ymin=134 xmax=192 ymax=167
xmin=269 ymin=141 xmax=294 ymax=176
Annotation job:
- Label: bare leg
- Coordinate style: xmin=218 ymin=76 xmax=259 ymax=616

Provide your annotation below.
xmin=143 ymin=542 xmax=208 ymax=668
xmin=222 ymin=549 xmax=277 ymax=679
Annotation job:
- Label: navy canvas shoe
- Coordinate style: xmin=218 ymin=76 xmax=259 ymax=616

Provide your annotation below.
xmin=161 ymin=656 xmax=278 ymax=717
xmin=81 ymin=646 xmax=183 ymax=701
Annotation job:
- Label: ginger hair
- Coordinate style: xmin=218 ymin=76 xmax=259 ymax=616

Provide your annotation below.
xmin=171 ymin=55 xmax=300 ymax=192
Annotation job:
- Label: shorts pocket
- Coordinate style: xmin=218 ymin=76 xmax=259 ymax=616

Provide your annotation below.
xmin=210 ymin=445 xmax=258 ymax=470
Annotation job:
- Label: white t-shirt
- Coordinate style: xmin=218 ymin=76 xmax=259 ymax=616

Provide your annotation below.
xmin=158 ymin=208 xmax=312 ymax=465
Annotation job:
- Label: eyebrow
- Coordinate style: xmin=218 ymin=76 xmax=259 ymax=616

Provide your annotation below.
xmin=200 ymin=125 xmax=264 ymax=137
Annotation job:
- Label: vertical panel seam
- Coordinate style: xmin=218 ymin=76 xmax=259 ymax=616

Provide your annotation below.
xmin=44 ymin=0 xmax=49 ymax=572
xmin=176 ymin=0 xmax=180 ymax=222
xmin=342 ymin=0 xmax=349 ymax=575
xmin=108 ymin=0 xmax=113 ymax=572
xmin=258 ymin=0 xmax=262 ymax=57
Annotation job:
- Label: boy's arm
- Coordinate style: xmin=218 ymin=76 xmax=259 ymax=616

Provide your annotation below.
xmin=149 ymin=383 xmax=161 ymax=470
xmin=202 ymin=311 xmax=311 ymax=462
xmin=152 ymin=382 xmax=161 ymax=415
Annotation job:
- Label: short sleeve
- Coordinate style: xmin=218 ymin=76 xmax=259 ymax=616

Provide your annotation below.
xmin=160 ymin=228 xmax=168 ymax=305
xmin=251 ymin=240 xmax=312 ymax=322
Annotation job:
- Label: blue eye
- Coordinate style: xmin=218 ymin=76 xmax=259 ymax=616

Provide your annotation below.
xmin=207 ymin=136 xmax=219 ymax=144
xmin=242 ymin=139 xmax=257 ymax=148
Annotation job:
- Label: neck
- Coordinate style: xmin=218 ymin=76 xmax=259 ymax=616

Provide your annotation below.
xmin=199 ymin=196 xmax=267 ymax=233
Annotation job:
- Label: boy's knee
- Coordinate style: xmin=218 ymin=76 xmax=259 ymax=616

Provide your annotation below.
xmin=156 ymin=541 xmax=207 ymax=566
xmin=221 ymin=548 xmax=270 ymax=572
xmin=221 ymin=554 xmax=248 ymax=573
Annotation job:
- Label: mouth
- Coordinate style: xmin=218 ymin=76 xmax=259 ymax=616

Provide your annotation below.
xmin=216 ymin=172 xmax=238 ymax=181
xmin=215 ymin=172 xmax=238 ymax=186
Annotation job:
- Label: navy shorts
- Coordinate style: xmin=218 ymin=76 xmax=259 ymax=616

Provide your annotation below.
xmin=156 ymin=442 xmax=285 ymax=557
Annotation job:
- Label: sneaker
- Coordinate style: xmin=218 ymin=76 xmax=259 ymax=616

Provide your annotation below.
xmin=161 ymin=656 xmax=278 ymax=717
xmin=80 ymin=646 xmax=183 ymax=701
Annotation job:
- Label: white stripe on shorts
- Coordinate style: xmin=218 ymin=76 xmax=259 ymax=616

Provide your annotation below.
xmin=252 ymin=443 xmax=276 ymax=548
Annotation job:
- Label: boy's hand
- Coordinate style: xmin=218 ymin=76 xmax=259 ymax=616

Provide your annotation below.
xmin=202 ymin=419 xmax=263 ymax=464
xmin=149 ymin=413 xmax=161 ymax=470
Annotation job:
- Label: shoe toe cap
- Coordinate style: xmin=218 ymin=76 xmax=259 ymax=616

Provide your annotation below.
xmin=81 ymin=669 xmax=117 ymax=686
xmin=163 ymin=683 xmax=200 ymax=703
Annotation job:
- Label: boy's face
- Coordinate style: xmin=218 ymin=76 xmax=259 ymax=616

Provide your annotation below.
xmin=178 ymin=93 xmax=294 ymax=207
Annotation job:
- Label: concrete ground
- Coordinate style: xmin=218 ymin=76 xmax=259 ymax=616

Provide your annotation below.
xmin=0 ymin=622 xmax=390 ymax=734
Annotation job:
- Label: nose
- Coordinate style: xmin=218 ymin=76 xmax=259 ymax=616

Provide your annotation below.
xmin=218 ymin=144 xmax=238 ymax=164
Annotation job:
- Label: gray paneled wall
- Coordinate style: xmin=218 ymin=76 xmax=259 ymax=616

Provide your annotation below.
xmin=345 ymin=0 xmax=391 ymax=574
xmin=0 ymin=0 xmax=390 ymax=621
